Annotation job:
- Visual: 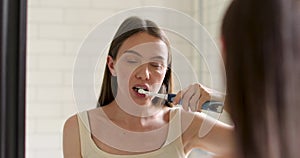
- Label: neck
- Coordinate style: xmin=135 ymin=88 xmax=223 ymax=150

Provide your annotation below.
xmin=104 ymin=100 xmax=166 ymax=130
xmin=114 ymin=92 xmax=165 ymax=117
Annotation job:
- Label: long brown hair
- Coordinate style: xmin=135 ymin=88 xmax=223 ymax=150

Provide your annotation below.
xmin=222 ymin=0 xmax=300 ymax=158
xmin=97 ymin=16 xmax=173 ymax=107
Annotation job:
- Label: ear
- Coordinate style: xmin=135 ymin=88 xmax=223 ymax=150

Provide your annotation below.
xmin=107 ymin=55 xmax=117 ymax=76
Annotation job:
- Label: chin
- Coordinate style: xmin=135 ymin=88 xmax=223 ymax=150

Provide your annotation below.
xmin=130 ymin=98 xmax=151 ymax=107
xmin=135 ymin=100 xmax=151 ymax=106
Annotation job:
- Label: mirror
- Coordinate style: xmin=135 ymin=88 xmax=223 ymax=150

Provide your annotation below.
xmin=26 ymin=0 xmax=231 ymax=157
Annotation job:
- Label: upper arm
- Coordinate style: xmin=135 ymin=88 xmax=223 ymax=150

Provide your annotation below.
xmin=63 ymin=115 xmax=82 ymax=158
xmin=182 ymin=111 xmax=236 ymax=156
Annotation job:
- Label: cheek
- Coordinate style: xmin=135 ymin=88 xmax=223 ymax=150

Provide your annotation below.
xmin=152 ymin=70 xmax=167 ymax=85
xmin=115 ymin=64 xmax=134 ymax=91
xmin=115 ymin=61 xmax=136 ymax=78
xmin=155 ymin=71 xmax=166 ymax=82
xmin=151 ymin=71 xmax=167 ymax=92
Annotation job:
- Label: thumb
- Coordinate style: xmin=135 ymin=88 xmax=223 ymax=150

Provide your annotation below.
xmin=172 ymin=91 xmax=182 ymax=105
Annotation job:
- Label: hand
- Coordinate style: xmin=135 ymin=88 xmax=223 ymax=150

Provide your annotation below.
xmin=172 ymin=83 xmax=225 ymax=112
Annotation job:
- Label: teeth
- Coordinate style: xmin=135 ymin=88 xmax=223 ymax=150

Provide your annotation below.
xmin=133 ymin=87 xmax=148 ymax=94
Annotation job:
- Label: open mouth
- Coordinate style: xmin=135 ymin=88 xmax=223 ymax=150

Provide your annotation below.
xmin=132 ymin=86 xmax=149 ymax=94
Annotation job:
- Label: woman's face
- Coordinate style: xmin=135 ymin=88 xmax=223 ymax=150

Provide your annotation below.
xmin=108 ymin=32 xmax=169 ymax=106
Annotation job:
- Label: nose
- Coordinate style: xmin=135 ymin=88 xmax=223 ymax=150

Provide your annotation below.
xmin=135 ymin=63 xmax=150 ymax=80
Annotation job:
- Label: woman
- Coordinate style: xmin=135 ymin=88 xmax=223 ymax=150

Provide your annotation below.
xmin=222 ymin=0 xmax=300 ymax=157
xmin=63 ymin=16 xmax=235 ymax=158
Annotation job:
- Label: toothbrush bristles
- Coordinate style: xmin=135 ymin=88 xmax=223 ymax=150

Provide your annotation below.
xmin=138 ymin=89 xmax=147 ymax=94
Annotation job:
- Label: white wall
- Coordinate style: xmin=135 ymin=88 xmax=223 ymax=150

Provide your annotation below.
xmin=26 ymin=0 xmax=230 ymax=157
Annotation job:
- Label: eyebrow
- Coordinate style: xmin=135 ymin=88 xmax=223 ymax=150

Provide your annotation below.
xmin=124 ymin=50 xmax=166 ymax=60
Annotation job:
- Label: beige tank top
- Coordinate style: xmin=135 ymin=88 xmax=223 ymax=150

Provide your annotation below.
xmin=77 ymin=108 xmax=186 ymax=158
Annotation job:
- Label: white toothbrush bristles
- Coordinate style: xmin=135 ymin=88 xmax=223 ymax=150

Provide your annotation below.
xmin=137 ymin=88 xmax=166 ymax=99
xmin=138 ymin=88 xmax=148 ymax=94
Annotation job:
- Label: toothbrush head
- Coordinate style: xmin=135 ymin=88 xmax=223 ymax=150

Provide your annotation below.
xmin=137 ymin=89 xmax=165 ymax=98
xmin=138 ymin=88 xmax=148 ymax=94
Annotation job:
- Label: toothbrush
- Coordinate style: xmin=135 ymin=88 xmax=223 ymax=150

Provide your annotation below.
xmin=138 ymin=89 xmax=224 ymax=113
xmin=138 ymin=89 xmax=177 ymax=102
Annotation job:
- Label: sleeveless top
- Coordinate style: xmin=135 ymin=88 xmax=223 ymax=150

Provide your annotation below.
xmin=77 ymin=108 xmax=186 ymax=158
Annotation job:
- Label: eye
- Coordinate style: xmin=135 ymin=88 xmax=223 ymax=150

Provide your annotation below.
xmin=127 ymin=60 xmax=138 ymax=63
xmin=149 ymin=62 xmax=163 ymax=69
xmin=124 ymin=56 xmax=140 ymax=64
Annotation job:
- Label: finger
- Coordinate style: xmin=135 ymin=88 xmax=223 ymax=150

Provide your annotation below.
xmin=195 ymin=99 xmax=200 ymax=112
xmin=181 ymin=87 xmax=195 ymax=111
xmin=173 ymin=85 xmax=191 ymax=105
xmin=172 ymin=90 xmax=182 ymax=105
xmin=189 ymin=90 xmax=201 ymax=111
xmin=197 ymin=95 xmax=210 ymax=111
xmin=197 ymin=99 xmax=207 ymax=112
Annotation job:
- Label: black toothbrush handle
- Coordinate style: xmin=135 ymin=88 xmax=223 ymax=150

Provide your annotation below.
xmin=167 ymin=93 xmax=177 ymax=102
xmin=167 ymin=93 xmax=224 ymax=113
xmin=201 ymin=101 xmax=224 ymax=113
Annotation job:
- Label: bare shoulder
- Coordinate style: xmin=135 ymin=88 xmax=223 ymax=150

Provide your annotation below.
xmin=63 ymin=114 xmax=81 ymax=140
xmin=64 ymin=114 xmax=79 ymax=131
xmin=63 ymin=114 xmax=82 ymax=158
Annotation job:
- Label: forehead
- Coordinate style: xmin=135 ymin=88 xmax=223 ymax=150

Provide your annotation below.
xmin=117 ymin=32 xmax=168 ymax=59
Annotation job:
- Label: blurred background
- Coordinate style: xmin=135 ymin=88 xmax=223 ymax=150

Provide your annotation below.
xmin=26 ymin=0 xmax=231 ymax=157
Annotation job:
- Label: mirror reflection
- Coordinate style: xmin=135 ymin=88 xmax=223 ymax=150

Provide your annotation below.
xmin=26 ymin=0 xmax=232 ymax=157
